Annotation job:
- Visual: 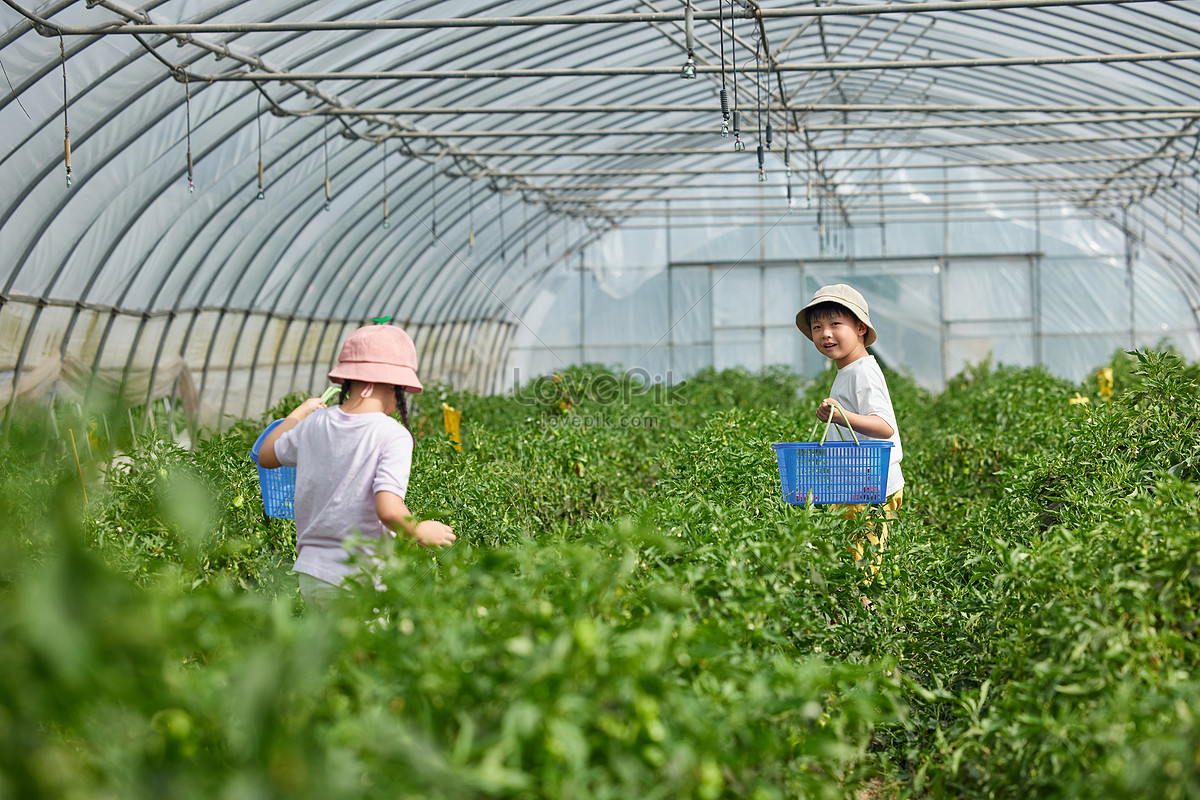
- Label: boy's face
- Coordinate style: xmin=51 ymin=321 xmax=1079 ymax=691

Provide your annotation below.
xmin=808 ymin=309 xmax=869 ymax=368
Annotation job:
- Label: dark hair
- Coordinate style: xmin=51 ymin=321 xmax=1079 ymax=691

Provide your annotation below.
xmin=393 ymin=385 xmax=410 ymax=430
xmin=805 ymin=301 xmax=862 ymax=330
xmin=338 ymin=380 xmax=410 ymax=430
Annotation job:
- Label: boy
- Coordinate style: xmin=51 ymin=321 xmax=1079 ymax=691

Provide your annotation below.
xmin=796 ymin=284 xmax=904 ymax=603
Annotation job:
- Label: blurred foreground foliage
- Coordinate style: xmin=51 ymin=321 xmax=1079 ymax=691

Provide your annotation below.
xmin=0 ymin=351 xmax=1198 ymax=798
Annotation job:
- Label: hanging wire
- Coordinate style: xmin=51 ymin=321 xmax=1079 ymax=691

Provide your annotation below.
xmin=499 ymin=193 xmax=507 ymax=262
xmin=1 ymin=58 xmax=32 ymax=120
xmin=431 ymin=161 xmax=438 ymax=238
xmin=468 ymin=180 xmax=475 ymax=254
xmin=802 ymin=124 xmax=815 ymax=210
xmin=817 ymin=191 xmax=825 ymax=252
xmin=183 ymin=73 xmax=194 ymax=193
xmin=718 ymin=0 xmax=729 ymax=136
xmin=323 ymin=119 xmax=331 ymax=210
xmin=1165 ymin=157 xmax=1180 ymax=229
xmin=763 ymin=39 xmax=773 ymax=153
xmin=783 ymin=125 xmax=793 ymax=209
xmin=59 ymin=35 xmax=71 ymax=188
xmin=522 ymin=196 xmax=528 ymax=266
xmin=256 ymin=91 xmax=265 ymax=200
xmin=731 ymin=0 xmax=744 ymax=151
xmin=382 ymin=142 xmax=390 ymax=229
xmin=756 ymin=39 xmax=765 ymax=180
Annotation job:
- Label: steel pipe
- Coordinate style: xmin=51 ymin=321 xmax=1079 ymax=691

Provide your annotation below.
xmin=301 ymin=103 xmax=1200 ymax=115
xmin=393 ymin=130 xmax=1197 ymax=156
xmin=523 ymin=174 xmax=1174 ymax=190
xmin=579 ymin=199 xmax=1135 ymax=216
xmin=11 ymin=0 xmax=1159 ymax=36
xmin=185 ymin=50 xmax=1200 ymax=82
xmin=543 ymin=185 xmax=1145 ymax=202
xmin=361 ymin=113 xmax=1200 ymax=138
xmin=471 ymin=152 xmax=1191 ymax=178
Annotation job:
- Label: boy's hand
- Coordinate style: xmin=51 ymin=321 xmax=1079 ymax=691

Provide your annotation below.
xmin=816 ymin=398 xmax=847 ymax=426
xmin=413 ymin=520 xmax=456 ymax=548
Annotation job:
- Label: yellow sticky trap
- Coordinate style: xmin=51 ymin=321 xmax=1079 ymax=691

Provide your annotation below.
xmin=1069 ymin=393 xmax=1090 ymax=406
xmin=442 ymin=402 xmax=463 ymax=451
xmin=1096 ymin=367 xmax=1113 ymax=402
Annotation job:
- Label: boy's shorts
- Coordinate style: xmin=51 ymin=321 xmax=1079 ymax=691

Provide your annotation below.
xmin=835 ymin=487 xmax=903 ymax=583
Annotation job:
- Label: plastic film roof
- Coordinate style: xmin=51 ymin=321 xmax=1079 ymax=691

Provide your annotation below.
xmin=3 ymin=0 xmax=1200 ymax=424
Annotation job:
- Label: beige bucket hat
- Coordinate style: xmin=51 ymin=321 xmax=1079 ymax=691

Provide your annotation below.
xmin=795 ymin=284 xmax=878 ymax=347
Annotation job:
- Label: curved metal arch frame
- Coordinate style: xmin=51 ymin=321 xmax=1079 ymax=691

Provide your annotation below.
xmin=7 ymin=0 xmax=1200 ymax=417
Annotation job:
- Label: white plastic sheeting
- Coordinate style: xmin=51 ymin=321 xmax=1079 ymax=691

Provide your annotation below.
xmin=3 ymin=1 xmax=1200 ymax=426
xmin=510 ymin=189 xmax=1199 ymax=391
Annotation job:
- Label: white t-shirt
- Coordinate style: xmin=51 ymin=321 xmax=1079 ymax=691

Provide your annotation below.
xmin=830 ymin=356 xmax=905 ymax=497
xmin=273 ymin=408 xmax=413 ymax=585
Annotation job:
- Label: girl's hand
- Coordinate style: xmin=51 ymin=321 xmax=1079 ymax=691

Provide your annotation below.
xmin=259 ymin=396 xmax=327 ymax=468
xmin=376 ymin=492 xmax=456 ymax=547
xmin=413 ymin=520 xmax=456 ymax=548
xmin=288 ymin=395 xmax=328 ymax=422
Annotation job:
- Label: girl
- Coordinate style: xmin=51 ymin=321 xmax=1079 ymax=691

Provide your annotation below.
xmin=257 ymin=322 xmax=455 ymax=608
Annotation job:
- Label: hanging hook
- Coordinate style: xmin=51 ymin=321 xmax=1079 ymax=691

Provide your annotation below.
xmin=468 ymin=179 xmax=475 ymax=254
xmin=323 ymin=119 xmax=331 ymax=210
xmin=256 ymin=91 xmax=265 ymax=200
xmin=184 ymin=73 xmax=194 ymax=194
xmin=382 ymin=141 xmax=390 ymax=229
xmin=681 ymin=0 xmax=696 ymax=79
xmin=59 ymin=35 xmax=71 ymax=188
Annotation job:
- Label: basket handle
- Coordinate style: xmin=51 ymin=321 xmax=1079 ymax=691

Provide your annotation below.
xmin=808 ymin=400 xmax=862 ymax=446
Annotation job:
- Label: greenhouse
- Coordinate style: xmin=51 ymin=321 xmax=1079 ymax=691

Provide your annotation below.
xmin=3 ymin=2 xmax=1200 ymax=798
xmin=4 ymin=0 xmax=1200 ymax=421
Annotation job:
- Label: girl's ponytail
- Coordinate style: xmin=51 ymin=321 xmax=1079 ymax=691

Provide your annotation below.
xmin=393 ymin=385 xmax=410 ymax=430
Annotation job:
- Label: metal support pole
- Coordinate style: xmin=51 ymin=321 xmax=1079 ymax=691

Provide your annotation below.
xmin=1033 ymin=190 xmax=1043 ymax=366
xmin=579 ymin=252 xmax=586 ymax=365
xmin=1124 ymin=206 xmax=1137 ymax=348
xmin=939 ymin=256 xmax=949 ymax=386
xmin=666 ymin=198 xmax=675 ymax=379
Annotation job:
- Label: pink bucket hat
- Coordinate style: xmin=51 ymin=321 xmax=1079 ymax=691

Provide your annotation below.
xmin=795 ymin=284 xmax=878 ymax=347
xmin=328 ymin=324 xmax=424 ymax=392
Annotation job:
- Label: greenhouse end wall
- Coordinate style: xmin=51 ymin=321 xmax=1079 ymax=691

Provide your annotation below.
xmin=508 ymin=204 xmax=1200 ymax=393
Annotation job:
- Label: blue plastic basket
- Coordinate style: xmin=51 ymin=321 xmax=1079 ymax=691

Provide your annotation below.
xmin=772 ymin=440 xmax=893 ymax=506
xmin=250 ymin=419 xmax=296 ymax=519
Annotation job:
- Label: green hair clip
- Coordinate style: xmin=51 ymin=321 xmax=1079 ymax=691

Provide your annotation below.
xmin=372 ymin=315 xmax=392 ymax=325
